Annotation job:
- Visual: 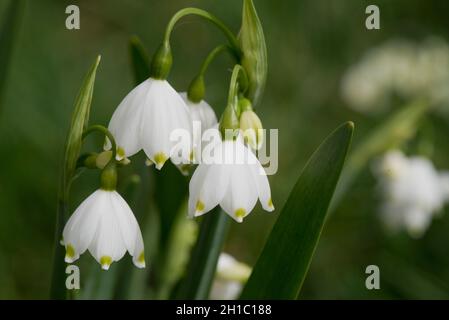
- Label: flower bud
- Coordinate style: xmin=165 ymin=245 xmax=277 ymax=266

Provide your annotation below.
xmin=238 ymin=0 xmax=267 ymax=106
xmin=240 ymin=105 xmax=263 ymax=150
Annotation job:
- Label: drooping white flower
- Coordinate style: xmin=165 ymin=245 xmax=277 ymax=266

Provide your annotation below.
xmin=180 ymin=92 xmax=217 ymax=133
xmin=188 ymin=136 xmax=274 ymax=222
xmin=61 ymin=189 xmax=145 ymax=270
xmin=341 ymin=37 xmax=449 ymax=113
xmin=373 ymin=150 xmax=449 ymax=237
xmin=210 ymin=253 xmax=251 ymax=300
xmin=106 ymin=78 xmax=193 ymax=169
xmin=179 ymin=92 xmax=217 ymax=173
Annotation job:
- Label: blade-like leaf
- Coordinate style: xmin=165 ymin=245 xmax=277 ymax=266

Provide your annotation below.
xmin=174 ymin=209 xmax=231 ymax=300
xmin=129 ymin=35 xmax=151 ymax=84
xmin=240 ymin=122 xmax=354 ymax=299
xmin=330 ymin=100 xmax=427 ymax=212
xmin=0 ymin=0 xmax=25 ymax=110
xmin=50 ymin=56 xmax=101 ymax=299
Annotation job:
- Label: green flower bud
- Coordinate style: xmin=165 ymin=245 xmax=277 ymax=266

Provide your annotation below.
xmin=240 ymin=108 xmax=264 ymax=150
xmin=150 ymin=41 xmax=173 ymax=80
xmin=219 ymin=102 xmax=240 ymax=141
xmin=238 ymin=0 xmax=267 ymax=106
xmin=187 ymin=75 xmax=205 ymax=103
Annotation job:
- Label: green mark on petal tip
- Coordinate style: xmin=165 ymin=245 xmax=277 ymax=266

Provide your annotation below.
xmin=154 ymin=152 xmax=168 ymax=168
xmin=196 ymin=200 xmax=205 ymax=213
xmin=268 ymin=198 xmax=273 ymax=208
xmin=117 ymin=147 xmax=125 ymax=159
xmin=235 ymin=208 xmax=246 ymax=218
xmin=100 ymin=256 xmax=112 ymax=269
xmin=138 ymin=251 xmax=145 ymax=264
xmin=65 ymin=244 xmax=75 ymax=258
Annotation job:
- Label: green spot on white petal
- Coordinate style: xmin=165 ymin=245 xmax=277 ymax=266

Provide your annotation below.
xmin=65 ymin=244 xmax=75 ymax=260
xmin=196 ymin=200 xmax=205 ymax=213
xmin=154 ymin=152 xmax=168 ymax=169
xmin=117 ymin=147 xmax=125 ymax=160
xmin=268 ymin=198 xmax=274 ymax=209
xmin=100 ymin=256 xmax=112 ymax=270
xmin=138 ymin=252 xmax=145 ymax=264
xmin=235 ymin=208 xmax=246 ymax=219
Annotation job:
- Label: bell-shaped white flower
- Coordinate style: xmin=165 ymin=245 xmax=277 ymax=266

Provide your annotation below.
xmin=106 ymin=78 xmax=193 ymax=169
xmin=180 ymin=92 xmax=217 ymax=133
xmin=61 ymin=189 xmax=145 ymax=270
xmin=373 ymin=150 xmax=449 ymax=237
xmin=188 ymin=135 xmax=274 ymax=222
xmin=210 ymin=253 xmax=251 ymax=300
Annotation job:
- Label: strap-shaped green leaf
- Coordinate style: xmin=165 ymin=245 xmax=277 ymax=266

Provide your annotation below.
xmin=0 ymin=0 xmax=24 ymax=110
xmin=240 ymin=122 xmax=354 ymax=299
xmin=50 ymin=56 xmax=101 ymax=299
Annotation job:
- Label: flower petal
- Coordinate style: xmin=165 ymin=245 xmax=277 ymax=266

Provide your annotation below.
xmin=107 ymin=79 xmax=150 ymax=158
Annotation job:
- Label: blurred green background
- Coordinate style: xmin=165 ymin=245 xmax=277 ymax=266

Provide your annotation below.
xmin=1 ymin=0 xmax=449 ymax=299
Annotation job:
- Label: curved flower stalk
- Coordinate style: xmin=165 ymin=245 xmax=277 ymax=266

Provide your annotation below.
xmin=210 ymin=253 xmax=251 ymax=300
xmin=373 ymin=150 xmax=449 ymax=237
xmin=63 ymin=126 xmax=145 ymax=270
xmin=106 ymin=78 xmax=193 ymax=169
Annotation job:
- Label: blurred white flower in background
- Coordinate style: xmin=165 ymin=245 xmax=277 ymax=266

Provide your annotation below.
xmin=342 ymin=37 xmax=449 ymax=113
xmin=373 ymin=150 xmax=449 ymax=237
xmin=210 ymin=253 xmax=251 ymax=300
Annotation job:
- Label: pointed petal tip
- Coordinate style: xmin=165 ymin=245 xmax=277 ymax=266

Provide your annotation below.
xmin=100 ymin=256 xmax=112 ymax=271
xmin=153 ymin=152 xmax=168 ymax=170
xmin=133 ymin=252 xmax=146 ymax=269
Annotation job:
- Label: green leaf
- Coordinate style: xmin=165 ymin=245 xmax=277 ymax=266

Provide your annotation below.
xmin=240 ymin=122 xmax=354 ymax=299
xmin=0 ymin=0 xmax=25 ymax=110
xmin=129 ymin=35 xmax=151 ymax=84
xmin=330 ymin=100 xmax=428 ymax=212
xmin=50 ymin=56 xmax=101 ymax=299
xmin=174 ymin=209 xmax=231 ymax=299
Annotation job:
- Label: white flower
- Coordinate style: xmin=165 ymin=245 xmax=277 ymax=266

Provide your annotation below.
xmin=341 ymin=37 xmax=449 ymax=113
xmin=179 ymin=92 xmax=217 ymax=170
xmin=61 ymin=189 xmax=145 ymax=270
xmin=106 ymin=78 xmax=192 ymax=169
xmin=179 ymin=92 xmax=217 ymax=133
xmin=210 ymin=253 xmax=251 ymax=300
xmin=188 ymin=136 xmax=274 ymax=222
xmin=373 ymin=150 xmax=449 ymax=237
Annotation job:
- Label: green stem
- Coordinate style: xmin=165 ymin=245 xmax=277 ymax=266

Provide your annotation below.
xmin=164 ymin=8 xmax=241 ymax=57
xmin=174 ymin=209 xmax=231 ymax=299
xmin=82 ymin=125 xmax=117 ymax=162
xmin=227 ymin=64 xmax=247 ymax=106
xmin=199 ymin=44 xmax=237 ymax=76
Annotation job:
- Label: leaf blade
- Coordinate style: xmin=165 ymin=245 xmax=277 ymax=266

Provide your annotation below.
xmin=50 ymin=56 xmax=101 ymax=299
xmin=240 ymin=122 xmax=354 ymax=299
